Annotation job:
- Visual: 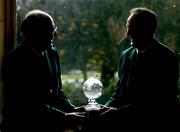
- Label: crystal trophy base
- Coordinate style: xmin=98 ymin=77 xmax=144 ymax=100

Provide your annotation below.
xmin=84 ymin=99 xmax=101 ymax=111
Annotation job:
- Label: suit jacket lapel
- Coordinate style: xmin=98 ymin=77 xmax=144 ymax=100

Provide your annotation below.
xmin=44 ymin=50 xmax=53 ymax=80
xmin=126 ymin=48 xmax=137 ymax=86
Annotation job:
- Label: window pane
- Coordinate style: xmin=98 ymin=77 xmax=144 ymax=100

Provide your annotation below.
xmin=16 ymin=0 xmax=180 ymax=105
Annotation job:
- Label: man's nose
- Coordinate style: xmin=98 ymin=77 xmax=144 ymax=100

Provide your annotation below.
xmin=126 ymin=29 xmax=130 ymax=37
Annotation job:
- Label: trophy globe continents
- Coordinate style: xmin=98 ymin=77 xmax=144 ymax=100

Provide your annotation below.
xmin=82 ymin=77 xmax=103 ymax=111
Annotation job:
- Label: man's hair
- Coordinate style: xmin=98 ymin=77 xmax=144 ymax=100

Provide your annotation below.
xmin=129 ymin=7 xmax=157 ymax=36
xmin=21 ymin=9 xmax=56 ymax=38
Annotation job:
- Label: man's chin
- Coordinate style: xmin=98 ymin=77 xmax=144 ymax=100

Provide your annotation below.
xmin=131 ymin=43 xmax=137 ymax=48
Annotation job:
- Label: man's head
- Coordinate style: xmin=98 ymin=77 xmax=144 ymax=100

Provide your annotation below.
xmin=126 ymin=7 xmax=157 ymax=50
xmin=21 ymin=10 xmax=57 ymax=50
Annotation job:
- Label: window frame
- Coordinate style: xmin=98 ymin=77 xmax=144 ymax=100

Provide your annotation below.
xmin=4 ymin=0 xmax=16 ymax=55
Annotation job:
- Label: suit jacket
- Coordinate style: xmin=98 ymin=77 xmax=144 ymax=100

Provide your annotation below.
xmin=105 ymin=39 xmax=179 ymax=130
xmin=1 ymin=40 xmax=74 ymax=131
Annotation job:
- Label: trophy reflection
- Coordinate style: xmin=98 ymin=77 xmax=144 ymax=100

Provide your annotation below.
xmin=82 ymin=77 xmax=103 ymax=111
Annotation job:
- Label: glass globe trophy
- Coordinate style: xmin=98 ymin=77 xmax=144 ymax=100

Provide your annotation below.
xmin=82 ymin=77 xmax=103 ymax=111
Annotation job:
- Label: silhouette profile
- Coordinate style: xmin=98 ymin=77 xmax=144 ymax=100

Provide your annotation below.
xmin=1 ymin=10 xmax=84 ymax=132
xmin=105 ymin=7 xmax=179 ymax=131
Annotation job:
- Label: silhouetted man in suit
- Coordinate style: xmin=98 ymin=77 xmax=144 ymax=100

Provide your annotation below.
xmin=1 ymin=10 xmax=84 ymax=132
xmin=105 ymin=7 xmax=179 ymax=131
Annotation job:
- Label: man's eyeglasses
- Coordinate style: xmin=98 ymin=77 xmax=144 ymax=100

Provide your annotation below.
xmin=53 ymin=26 xmax=58 ymax=36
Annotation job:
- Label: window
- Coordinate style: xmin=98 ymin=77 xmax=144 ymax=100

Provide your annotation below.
xmin=16 ymin=0 xmax=180 ymax=106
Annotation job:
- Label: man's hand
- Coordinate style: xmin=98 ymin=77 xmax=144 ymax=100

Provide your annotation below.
xmin=65 ymin=111 xmax=86 ymax=118
xmin=74 ymin=105 xmax=118 ymax=117
xmin=74 ymin=105 xmax=86 ymax=112
xmin=98 ymin=105 xmax=118 ymax=116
